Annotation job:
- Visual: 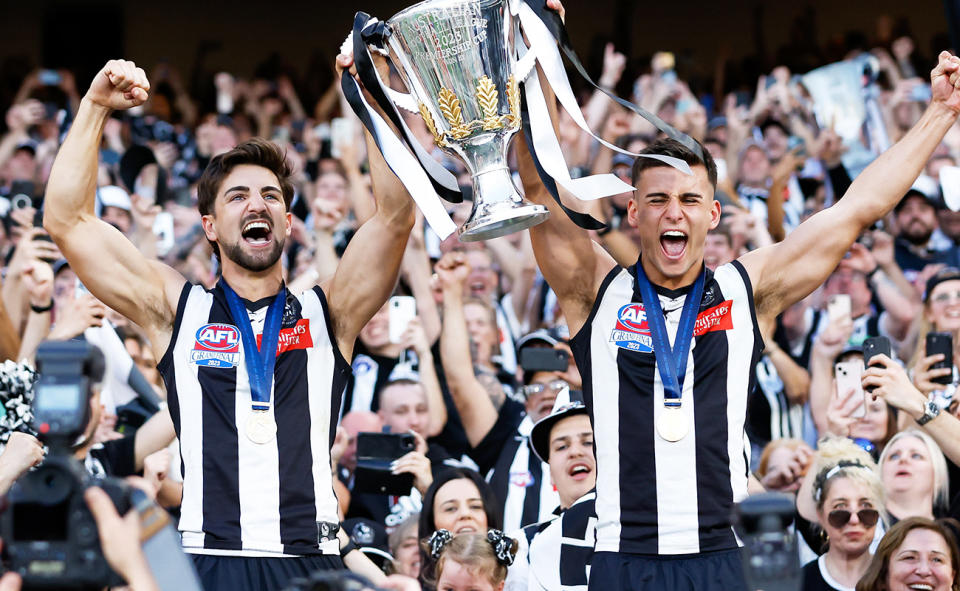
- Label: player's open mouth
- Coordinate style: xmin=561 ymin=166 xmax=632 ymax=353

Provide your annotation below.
xmin=660 ymin=230 xmax=688 ymax=260
xmin=568 ymin=462 xmax=592 ymax=481
xmin=242 ymin=220 xmax=273 ymax=246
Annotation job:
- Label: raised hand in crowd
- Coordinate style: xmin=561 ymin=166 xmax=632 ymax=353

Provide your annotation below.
xmin=912 ymin=348 xmax=953 ymax=396
xmin=48 ymin=293 xmax=106 ymax=341
xmin=825 ymin=386 xmax=868 ymax=438
xmin=758 ymin=440 xmax=813 ymax=493
xmin=142 ymin=448 xmax=171 ymax=496
xmin=0 ymin=432 xmax=44 ymax=495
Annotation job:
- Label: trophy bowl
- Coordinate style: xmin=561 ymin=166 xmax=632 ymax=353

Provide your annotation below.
xmin=386 ymin=0 xmax=549 ymax=241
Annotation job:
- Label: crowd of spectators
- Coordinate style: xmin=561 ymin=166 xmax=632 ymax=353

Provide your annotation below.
xmin=1 ymin=8 xmax=960 ymax=591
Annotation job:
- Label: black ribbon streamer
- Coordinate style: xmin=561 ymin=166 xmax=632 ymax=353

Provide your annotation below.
xmin=524 ymin=0 xmax=705 ymax=163
xmin=520 ymin=92 xmax=606 ymax=230
xmin=349 ymin=13 xmax=463 ymax=204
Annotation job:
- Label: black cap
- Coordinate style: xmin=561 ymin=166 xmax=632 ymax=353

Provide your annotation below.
xmin=894 ymin=188 xmax=942 ymax=213
xmin=516 ymin=327 xmax=568 ymax=351
xmin=924 ymin=267 xmax=960 ymax=302
xmin=529 ymin=388 xmax=588 ymax=463
xmin=342 ymin=518 xmax=393 ymax=569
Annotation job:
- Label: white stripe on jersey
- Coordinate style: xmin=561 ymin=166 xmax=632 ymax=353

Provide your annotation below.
xmin=177 ymin=286 xmax=211 ymax=545
xmin=589 ymin=271 xmax=629 ymax=553
xmin=301 ymin=289 xmax=338 ymax=525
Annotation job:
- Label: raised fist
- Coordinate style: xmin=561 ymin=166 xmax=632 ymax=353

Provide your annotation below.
xmin=931 ymin=51 xmax=960 ymax=113
xmin=85 ymin=60 xmax=150 ymax=111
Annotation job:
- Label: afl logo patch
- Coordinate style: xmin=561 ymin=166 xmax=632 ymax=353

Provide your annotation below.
xmin=609 ymin=304 xmax=654 ymax=353
xmin=190 ymin=324 xmax=241 ymax=368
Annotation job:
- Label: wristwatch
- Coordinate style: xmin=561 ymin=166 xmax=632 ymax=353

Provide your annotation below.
xmin=916 ymin=400 xmax=941 ymax=426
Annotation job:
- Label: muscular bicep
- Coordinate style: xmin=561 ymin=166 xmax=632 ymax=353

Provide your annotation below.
xmin=741 ymin=202 xmax=862 ymax=320
xmin=50 ymin=215 xmax=180 ymax=333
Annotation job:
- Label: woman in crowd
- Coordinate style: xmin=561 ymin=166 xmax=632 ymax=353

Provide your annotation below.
xmin=801 ymin=440 xmax=886 ymax=591
xmin=418 ymin=468 xmax=502 ymax=589
xmin=909 ymin=269 xmax=960 ymax=402
xmin=856 ymin=517 xmax=959 ymax=591
xmin=425 ymin=530 xmax=517 ymax=591
xmin=879 ymin=430 xmax=950 ymax=523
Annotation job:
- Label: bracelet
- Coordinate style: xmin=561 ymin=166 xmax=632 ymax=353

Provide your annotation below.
xmin=30 ymin=301 xmax=53 ymax=313
xmin=339 ymin=540 xmax=358 ymax=557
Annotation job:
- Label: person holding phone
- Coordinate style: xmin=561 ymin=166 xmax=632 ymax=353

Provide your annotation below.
xmin=42 ymin=57 xmax=416 ymax=590
xmin=824 ymin=346 xmax=897 ymax=456
xmin=911 ymin=268 xmax=960 ymax=409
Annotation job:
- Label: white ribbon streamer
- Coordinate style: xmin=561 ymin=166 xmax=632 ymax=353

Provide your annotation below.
xmin=346 ymin=75 xmax=458 ymax=239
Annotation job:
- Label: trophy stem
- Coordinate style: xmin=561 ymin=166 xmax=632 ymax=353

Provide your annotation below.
xmin=458 ymin=164 xmax=549 ymax=242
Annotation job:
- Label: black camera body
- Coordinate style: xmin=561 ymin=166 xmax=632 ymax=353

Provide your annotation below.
xmin=0 ymin=341 xmax=131 ymax=589
xmin=1 ymin=456 xmax=130 ymax=588
xmin=733 ymin=493 xmax=801 ymax=591
xmin=353 ymin=432 xmax=416 ymax=496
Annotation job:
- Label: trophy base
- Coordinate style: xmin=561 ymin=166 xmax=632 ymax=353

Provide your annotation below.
xmin=458 ymin=203 xmax=550 ymax=242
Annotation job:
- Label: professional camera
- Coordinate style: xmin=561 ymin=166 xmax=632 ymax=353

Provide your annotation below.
xmin=0 ymin=341 xmax=132 ymax=589
xmin=733 ymin=493 xmax=801 ymax=591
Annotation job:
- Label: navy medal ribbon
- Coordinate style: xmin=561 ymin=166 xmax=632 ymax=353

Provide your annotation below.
xmin=221 ymin=280 xmax=285 ymax=412
xmin=633 ymin=261 xmax=705 ymax=407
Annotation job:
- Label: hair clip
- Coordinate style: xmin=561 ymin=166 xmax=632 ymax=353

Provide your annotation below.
xmin=428 ymin=529 xmax=453 ymax=560
xmin=813 ymin=459 xmax=868 ymax=502
xmin=486 ymin=529 xmax=515 ymax=566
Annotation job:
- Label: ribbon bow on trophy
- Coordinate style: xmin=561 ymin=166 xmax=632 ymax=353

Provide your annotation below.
xmin=340 ymin=0 xmax=703 ymax=242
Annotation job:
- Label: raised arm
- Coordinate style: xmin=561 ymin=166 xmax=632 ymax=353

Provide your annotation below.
xmin=43 ymin=61 xmax=182 ymax=353
xmin=323 ymin=55 xmax=416 ymax=357
xmin=742 ymin=52 xmax=960 ymax=321
xmin=517 ymin=70 xmax=616 ymax=335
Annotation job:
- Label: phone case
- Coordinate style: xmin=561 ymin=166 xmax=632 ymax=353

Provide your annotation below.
xmin=926 ymin=332 xmax=953 ymax=386
xmin=835 ymin=360 xmax=865 ymax=418
xmin=388 ymin=297 xmax=417 ymax=344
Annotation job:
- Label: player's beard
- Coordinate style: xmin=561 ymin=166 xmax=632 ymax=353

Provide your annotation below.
xmin=220 ymin=235 xmax=285 ymax=272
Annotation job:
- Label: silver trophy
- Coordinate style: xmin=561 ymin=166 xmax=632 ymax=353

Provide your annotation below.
xmin=385 ymin=0 xmax=549 ymax=241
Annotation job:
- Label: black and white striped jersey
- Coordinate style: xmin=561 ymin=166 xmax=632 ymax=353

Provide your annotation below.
xmin=506 ymin=491 xmax=597 ymax=591
xmin=159 ymin=280 xmax=350 ymax=557
xmin=569 ymin=262 xmax=763 ymax=555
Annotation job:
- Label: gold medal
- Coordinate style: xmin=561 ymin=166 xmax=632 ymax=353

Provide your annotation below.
xmin=245 ymin=410 xmax=277 ymax=444
xmin=656 ymin=407 xmax=688 ymax=442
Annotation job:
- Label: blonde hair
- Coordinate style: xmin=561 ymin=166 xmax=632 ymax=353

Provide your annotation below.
xmin=879 ymin=429 xmax=950 ymax=511
xmin=811 ymin=436 xmax=885 ymax=517
xmin=433 ymin=533 xmax=515 ymax=589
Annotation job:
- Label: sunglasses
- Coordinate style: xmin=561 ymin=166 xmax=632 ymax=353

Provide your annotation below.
xmin=827 ymin=508 xmax=880 ymax=529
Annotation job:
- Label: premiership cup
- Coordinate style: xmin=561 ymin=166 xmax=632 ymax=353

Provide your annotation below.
xmin=386 ymin=0 xmax=549 ymax=241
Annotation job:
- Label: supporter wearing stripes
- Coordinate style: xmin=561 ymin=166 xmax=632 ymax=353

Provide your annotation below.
xmin=506 ymin=388 xmax=597 ymax=591
xmin=43 ymin=58 xmax=416 ymax=590
xmin=517 ymin=13 xmax=960 ymax=586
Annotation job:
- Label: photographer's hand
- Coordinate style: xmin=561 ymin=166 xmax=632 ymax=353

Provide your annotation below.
xmin=0 ymin=433 xmax=44 ymax=495
xmin=84 ymin=487 xmax=160 ymax=591
xmin=392 ymin=431 xmax=433 ymax=495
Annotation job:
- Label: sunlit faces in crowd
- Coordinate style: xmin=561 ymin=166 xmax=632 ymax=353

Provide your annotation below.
xmin=737 ymin=143 xmax=771 ymax=187
xmin=925 ymin=278 xmax=960 ymax=334
xmin=359 ymin=302 xmax=391 ymax=351
xmin=435 ymin=533 xmax=513 ymax=591
xmin=879 ymin=431 xmax=950 ymax=518
xmin=547 ymin=414 xmax=595 ymax=508
xmin=522 ymin=371 xmax=568 ymax=424
xmin=377 ymin=380 xmax=430 ymax=437
xmin=463 ymin=298 xmax=500 ymax=369
xmin=388 ymin=514 xmax=420 ymax=578
xmin=432 ymin=478 xmax=489 ymax=535
xmin=816 ymin=475 xmax=882 ymax=558
xmin=823 ymin=264 xmax=873 ymax=318
xmin=859 ymin=517 xmax=960 ymax=591
xmin=894 ymin=191 xmax=939 ymax=246
xmin=704 ymin=227 xmax=736 ymax=270
xmin=464 ymin=249 xmax=498 ymax=301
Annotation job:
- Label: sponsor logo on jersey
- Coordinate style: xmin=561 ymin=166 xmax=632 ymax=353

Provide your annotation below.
xmin=256 ymin=318 xmax=313 ymax=353
xmin=693 ymin=300 xmax=734 ymax=336
xmin=191 ymin=323 xmax=241 ymax=368
xmin=510 ymin=470 xmax=535 ymax=488
xmin=610 ymin=303 xmax=654 ymax=353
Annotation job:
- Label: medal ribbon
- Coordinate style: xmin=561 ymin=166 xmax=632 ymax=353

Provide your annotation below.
xmin=634 ymin=261 xmax=705 ymax=407
xmin=222 ymin=280 xmax=285 ymax=412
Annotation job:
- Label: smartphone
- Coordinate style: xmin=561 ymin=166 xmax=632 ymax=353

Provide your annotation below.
xmin=926 ymin=332 xmax=954 ymax=386
xmin=863 ymin=336 xmax=892 ymax=393
xmin=31 ymin=208 xmax=56 ymax=256
xmin=910 ymin=84 xmax=933 ymax=102
xmin=787 ymin=135 xmax=807 ymax=159
xmin=827 ymin=294 xmax=852 ymax=324
xmin=388 ymin=296 xmax=416 ymax=344
xmin=330 ymin=117 xmax=353 ymax=159
xmin=38 ymin=69 xmax=61 ymax=86
xmin=153 ymin=212 xmax=175 ymax=257
xmin=835 ymin=359 xmax=866 ymax=418
xmin=520 ymin=347 xmax=569 ymax=373
xmin=353 ymin=432 xmax=416 ymax=496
